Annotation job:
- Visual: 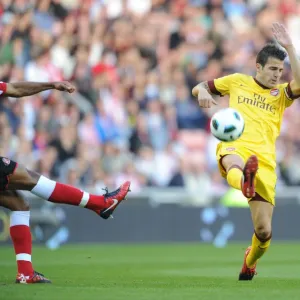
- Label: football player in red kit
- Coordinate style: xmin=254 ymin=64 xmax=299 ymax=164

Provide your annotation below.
xmin=0 ymin=81 xmax=131 ymax=284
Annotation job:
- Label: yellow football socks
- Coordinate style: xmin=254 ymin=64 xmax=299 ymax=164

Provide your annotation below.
xmin=246 ymin=233 xmax=271 ymax=268
xmin=226 ymin=166 xmax=243 ymax=190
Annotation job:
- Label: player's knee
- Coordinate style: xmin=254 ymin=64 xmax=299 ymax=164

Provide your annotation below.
xmin=16 ymin=201 xmax=30 ymax=211
xmin=222 ymin=154 xmax=244 ymax=172
xmin=10 ymin=166 xmax=40 ymax=190
xmin=254 ymin=224 xmax=272 ymax=241
xmin=9 ymin=199 xmax=30 ymax=211
xmin=26 ymin=169 xmax=40 ymax=186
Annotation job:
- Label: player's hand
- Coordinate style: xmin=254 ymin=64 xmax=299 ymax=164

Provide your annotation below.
xmin=53 ymin=81 xmax=76 ymax=93
xmin=272 ymin=22 xmax=293 ymax=49
xmin=197 ymin=91 xmax=217 ymax=108
xmin=192 ymin=83 xmax=217 ymax=108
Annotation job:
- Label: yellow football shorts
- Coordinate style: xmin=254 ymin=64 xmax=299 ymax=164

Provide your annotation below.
xmin=216 ymin=143 xmax=277 ymax=205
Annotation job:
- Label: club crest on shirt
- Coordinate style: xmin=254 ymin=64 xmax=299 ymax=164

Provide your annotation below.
xmin=226 ymin=147 xmax=236 ymax=151
xmin=270 ymin=88 xmax=279 ymax=96
xmin=2 ymin=157 xmax=10 ymax=166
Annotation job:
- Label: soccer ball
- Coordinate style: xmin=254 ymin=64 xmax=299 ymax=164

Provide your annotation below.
xmin=210 ymin=108 xmax=245 ymax=142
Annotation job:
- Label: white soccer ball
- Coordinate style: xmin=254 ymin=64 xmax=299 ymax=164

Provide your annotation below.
xmin=210 ymin=108 xmax=245 ymax=142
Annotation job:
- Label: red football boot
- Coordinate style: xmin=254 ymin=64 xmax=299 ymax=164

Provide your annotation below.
xmin=238 ymin=246 xmax=257 ymax=281
xmin=99 ymin=181 xmax=131 ymax=219
xmin=16 ymin=271 xmax=51 ymax=284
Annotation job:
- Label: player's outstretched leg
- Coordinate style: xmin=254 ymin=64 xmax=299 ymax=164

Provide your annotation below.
xmin=241 ymin=155 xmax=258 ymax=198
xmin=2 ymin=157 xmax=131 ymax=219
xmin=30 ymin=176 xmax=131 ymax=219
xmin=0 ymin=191 xmax=51 ymax=283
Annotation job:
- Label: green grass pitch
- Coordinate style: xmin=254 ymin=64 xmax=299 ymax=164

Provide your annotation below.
xmin=1 ymin=243 xmax=300 ymax=300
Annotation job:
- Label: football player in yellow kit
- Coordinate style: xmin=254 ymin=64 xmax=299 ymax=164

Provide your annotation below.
xmin=192 ymin=23 xmax=300 ymax=280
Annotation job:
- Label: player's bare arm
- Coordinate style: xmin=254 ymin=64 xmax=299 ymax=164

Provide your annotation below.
xmin=192 ymin=81 xmax=217 ymax=108
xmin=4 ymin=81 xmax=75 ymax=98
xmin=272 ymin=22 xmax=300 ymax=96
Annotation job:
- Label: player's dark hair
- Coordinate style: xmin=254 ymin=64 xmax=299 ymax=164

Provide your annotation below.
xmin=256 ymin=43 xmax=287 ymax=67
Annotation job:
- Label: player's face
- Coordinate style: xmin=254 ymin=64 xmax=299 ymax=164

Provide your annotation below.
xmin=256 ymin=57 xmax=284 ymax=88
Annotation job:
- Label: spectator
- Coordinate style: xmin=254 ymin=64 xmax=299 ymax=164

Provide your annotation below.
xmin=0 ymin=0 xmax=297 ymax=200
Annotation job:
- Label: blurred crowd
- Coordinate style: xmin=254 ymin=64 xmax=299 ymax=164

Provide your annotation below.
xmin=1 ymin=0 xmax=300 ymax=205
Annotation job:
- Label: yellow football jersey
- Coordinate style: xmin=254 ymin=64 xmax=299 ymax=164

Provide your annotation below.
xmin=208 ymin=73 xmax=296 ymax=167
